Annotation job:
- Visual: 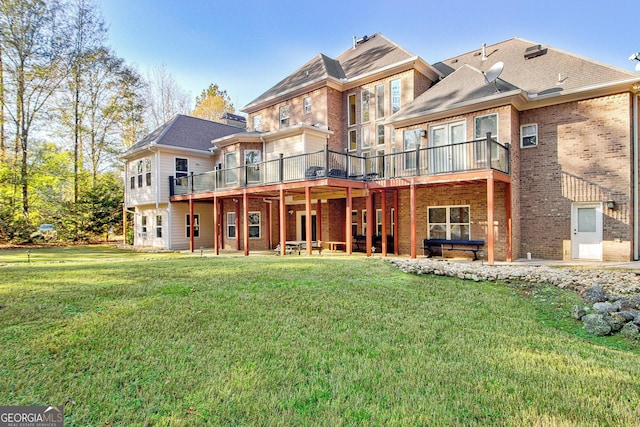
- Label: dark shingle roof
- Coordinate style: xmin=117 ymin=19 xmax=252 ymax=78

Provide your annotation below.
xmin=124 ymin=115 xmax=244 ymax=155
xmin=390 ymin=38 xmax=639 ymax=123
xmin=242 ymin=33 xmax=422 ymax=111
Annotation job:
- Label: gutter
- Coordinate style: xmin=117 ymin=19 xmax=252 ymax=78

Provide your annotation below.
xmin=634 ymin=92 xmax=639 ymax=260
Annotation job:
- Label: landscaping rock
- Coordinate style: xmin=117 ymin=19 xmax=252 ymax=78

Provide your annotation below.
xmin=606 ymin=313 xmax=626 ymax=332
xmin=582 ymin=314 xmax=612 ymax=336
xmin=593 ymin=302 xmax=616 ymax=313
xmin=620 ymin=322 xmax=640 ymax=339
xmin=583 ymin=285 xmax=607 ymax=303
xmin=571 ymin=305 xmax=587 ymax=320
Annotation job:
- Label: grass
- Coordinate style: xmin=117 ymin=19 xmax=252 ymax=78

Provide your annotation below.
xmin=1 ymin=246 xmax=639 ymax=426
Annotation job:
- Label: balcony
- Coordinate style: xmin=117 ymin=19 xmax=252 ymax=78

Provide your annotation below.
xmin=170 ymin=135 xmax=510 ymax=197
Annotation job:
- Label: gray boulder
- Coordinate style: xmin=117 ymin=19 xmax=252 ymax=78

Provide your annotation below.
xmin=571 ymin=305 xmax=587 ymax=320
xmin=620 ymin=322 xmax=640 ymax=339
xmin=583 ymin=285 xmax=607 ymax=303
xmin=583 ymin=313 xmax=612 ymax=336
xmin=593 ymin=302 xmax=616 ymax=313
xmin=606 ymin=313 xmax=626 ymax=332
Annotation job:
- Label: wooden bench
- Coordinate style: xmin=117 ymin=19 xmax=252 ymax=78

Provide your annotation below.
xmin=325 ymin=241 xmax=346 ymax=252
xmin=423 ymin=238 xmax=485 ymax=260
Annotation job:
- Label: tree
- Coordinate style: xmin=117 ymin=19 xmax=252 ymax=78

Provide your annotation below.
xmin=0 ymin=0 xmax=71 ymax=226
xmin=145 ymin=64 xmax=190 ymax=129
xmin=110 ymin=64 xmax=146 ymax=150
xmin=192 ymin=83 xmax=234 ymax=122
xmin=65 ymin=0 xmax=107 ymax=201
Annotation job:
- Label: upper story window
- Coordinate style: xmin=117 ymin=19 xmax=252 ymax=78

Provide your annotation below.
xmin=137 ymin=160 xmax=143 ymax=188
xmin=474 ymin=113 xmax=499 ymax=161
xmin=245 ymin=150 xmax=261 ymax=183
xmin=175 ymin=158 xmax=188 ymax=186
xmin=521 ymin=123 xmax=538 ymax=148
xmin=403 ymin=128 xmax=421 ymax=169
xmin=253 ymin=115 xmax=262 ymax=132
xmin=225 ymin=152 xmax=237 ymax=184
xmin=390 ymin=79 xmax=401 ymax=114
xmin=348 ymin=94 xmax=357 ymax=126
xmin=376 ymin=124 xmax=385 ymax=146
xmin=303 ymin=97 xmax=312 ymax=115
xmin=145 ymin=159 xmax=151 ymax=186
xmin=361 ymin=89 xmax=370 ymax=122
xmin=362 ymin=126 xmax=371 ymax=148
xmin=475 ymin=113 xmax=497 ymax=139
xmin=279 ymin=105 xmax=290 ymax=128
xmin=348 ymin=129 xmax=357 ymax=151
xmin=375 ymin=84 xmax=385 ymax=119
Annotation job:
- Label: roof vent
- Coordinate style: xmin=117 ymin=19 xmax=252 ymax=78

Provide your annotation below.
xmin=524 ymin=44 xmax=547 ymax=60
xmin=353 ymin=35 xmax=370 ymax=49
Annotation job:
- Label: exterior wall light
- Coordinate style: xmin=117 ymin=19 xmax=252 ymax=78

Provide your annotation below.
xmin=606 ymin=200 xmax=615 ymax=210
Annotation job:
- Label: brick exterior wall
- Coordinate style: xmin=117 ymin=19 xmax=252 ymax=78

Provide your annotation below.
xmin=519 ymin=93 xmax=633 ymax=261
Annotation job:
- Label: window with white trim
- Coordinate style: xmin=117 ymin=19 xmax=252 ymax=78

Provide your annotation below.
xmin=361 ymin=89 xmax=370 ymax=122
xmin=428 ymin=206 xmax=470 ymax=240
xmin=137 ymin=160 xmax=143 ymax=188
xmin=225 ymin=152 xmax=237 ymax=184
xmin=376 ymin=124 xmax=385 ymax=145
xmin=390 ymin=79 xmax=401 ymax=114
xmin=145 ymin=159 xmax=151 ymax=186
xmin=376 ymin=209 xmax=383 ymax=236
xmin=375 ymin=84 xmax=384 ymax=119
xmin=227 ymin=212 xmax=236 ymax=239
xmin=403 ymin=129 xmax=421 ymax=170
xmin=474 ymin=113 xmax=499 ymax=161
xmin=362 ymin=126 xmax=371 ymax=148
xmin=245 ymin=150 xmax=261 ymax=183
xmin=303 ymin=97 xmax=312 ymax=115
xmin=362 ymin=210 xmax=367 ymax=235
xmin=130 ymin=176 xmax=135 ymax=190
xmin=391 ymin=208 xmax=395 ymax=236
xmin=348 ymin=129 xmax=357 ymax=151
xmin=521 ymin=123 xmax=538 ymax=148
xmin=155 ymin=215 xmax=163 ymax=238
xmin=186 ymin=214 xmax=200 ymax=238
xmin=141 ymin=215 xmax=147 ymax=235
xmin=348 ymin=93 xmax=357 ymax=126
xmin=279 ymin=105 xmax=290 ymax=128
xmin=248 ymin=212 xmax=261 ymax=238
xmin=175 ymin=158 xmax=188 ymax=186
xmin=253 ymin=114 xmax=262 ymax=132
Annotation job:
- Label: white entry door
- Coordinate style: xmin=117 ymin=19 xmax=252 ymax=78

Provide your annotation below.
xmin=571 ymin=203 xmax=603 ymax=260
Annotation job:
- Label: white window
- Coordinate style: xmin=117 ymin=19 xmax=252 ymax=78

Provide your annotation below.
xmin=130 ymin=176 xmax=135 ymax=190
xmin=137 ymin=160 xmax=143 ymax=188
xmin=475 ymin=113 xmax=499 ymax=161
xmin=362 ymin=126 xmax=371 ymax=148
xmin=521 ymin=123 xmax=538 ymax=148
xmin=303 ymin=97 xmax=312 ymax=115
xmin=376 ymin=124 xmax=385 ymax=145
xmin=428 ymin=206 xmax=470 ymax=240
xmin=348 ymin=129 xmax=357 ymax=151
xmin=253 ymin=114 xmax=262 ymax=132
xmin=225 ymin=152 xmax=237 ymax=184
xmin=145 ymin=159 xmax=151 ymax=186
xmin=248 ymin=212 xmax=261 ymax=238
xmin=375 ymin=84 xmax=384 ymax=119
xmin=403 ymin=129 xmax=421 ymax=170
xmin=348 ymin=93 xmax=357 ymax=126
xmin=155 ymin=215 xmax=163 ymax=238
xmin=390 ymin=79 xmax=401 ymax=114
xmin=141 ymin=215 xmax=147 ymax=235
xmin=245 ymin=150 xmax=261 ymax=183
xmin=376 ymin=209 xmax=383 ymax=236
xmin=279 ymin=105 xmax=289 ymax=128
xmin=227 ymin=212 xmax=236 ymax=239
xmin=376 ymin=149 xmax=385 ymax=176
xmin=361 ymin=89 xmax=370 ymax=122
xmin=175 ymin=158 xmax=188 ymax=186
xmin=186 ymin=214 xmax=200 ymax=238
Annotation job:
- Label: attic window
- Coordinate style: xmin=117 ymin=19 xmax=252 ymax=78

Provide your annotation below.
xmin=524 ymin=44 xmax=547 ymax=60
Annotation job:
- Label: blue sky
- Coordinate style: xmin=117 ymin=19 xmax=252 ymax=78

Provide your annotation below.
xmin=99 ymin=0 xmax=639 ymax=111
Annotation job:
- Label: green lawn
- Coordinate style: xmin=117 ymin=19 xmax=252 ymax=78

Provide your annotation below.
xmin=1 ymin=247 xmax=639 ymax=426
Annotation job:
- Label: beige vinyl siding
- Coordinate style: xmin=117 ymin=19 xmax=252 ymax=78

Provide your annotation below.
xmin=157 ymin=150 xmax=215 ymax=200
xmin=170 ymin=202 xmax=215 ymax=250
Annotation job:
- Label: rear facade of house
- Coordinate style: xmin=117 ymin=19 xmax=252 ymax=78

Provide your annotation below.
xmin=122 ymin=34 xmax=640 ymax=263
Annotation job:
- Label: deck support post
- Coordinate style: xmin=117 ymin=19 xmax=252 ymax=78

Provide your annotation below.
xmin=410 ymin=181 xmax=417 ymax=258
xmin=346 ymin=187 xmax=353 ymax=255
xmin=243 ymin=191 xmax=249 ymax=256
xmin=487 ymin=175 xmax=495 ymax=265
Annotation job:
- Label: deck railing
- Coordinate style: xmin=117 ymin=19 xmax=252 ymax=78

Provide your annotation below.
xmin=170 ymin=133 xmax=510 ymax=196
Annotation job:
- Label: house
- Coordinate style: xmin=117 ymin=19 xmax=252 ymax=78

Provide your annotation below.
xmin=122 ymin=34 xmax=640 ymax=263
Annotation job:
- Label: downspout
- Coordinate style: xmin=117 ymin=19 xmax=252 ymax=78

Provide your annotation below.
xmin=633 ymin=92 xmax=639 ymax=260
